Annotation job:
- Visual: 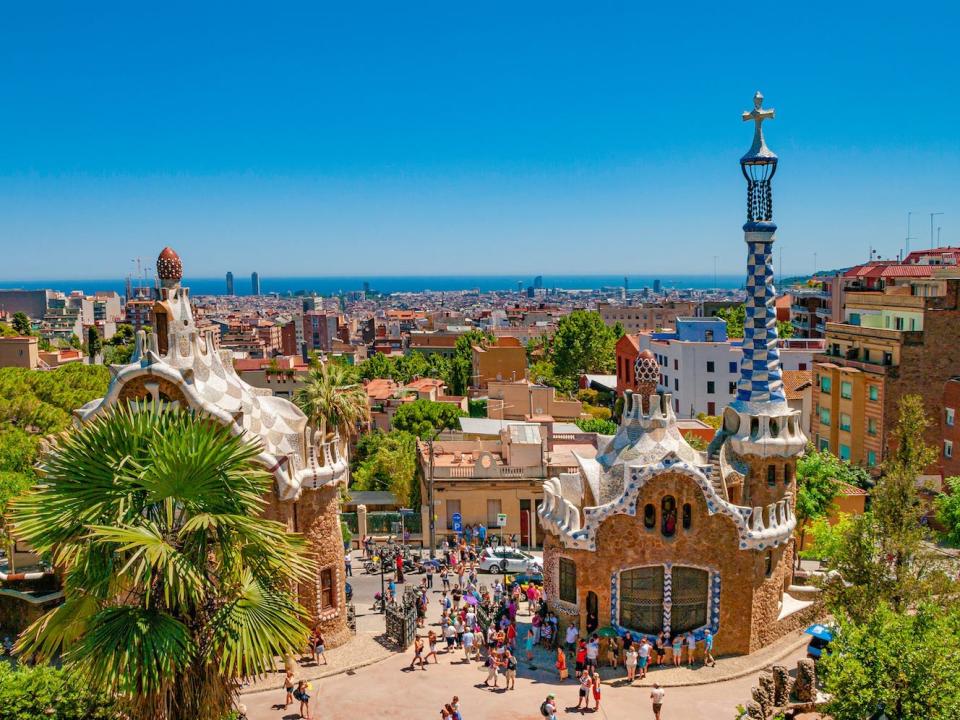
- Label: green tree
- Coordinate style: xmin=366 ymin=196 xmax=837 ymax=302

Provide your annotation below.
xmin=0 ymin=470 xmax=32 ymax=552
xmin=0 ymin=664 xmax=117 ymax=720
xmin=351 ymin=430 xmax=418 ymax=506
xmin=357 ymin=352 xmax=397 ymax=381
xmin=575 ymin=417 xmax=618 ymax=435
xmin=10 ymin=405 xmax=312 ymax=720
xmin=696 ymin=412 xmax=723 ymax=430
xmin=447 ymin=330 xmax=493 ymax=395
xmin=777 ymin=319 xmax=794 ymax=338
xmin=935 ymin=476 xmax=960 ymax=546
xmin=611 ymin=321 xmax=626 ymax=339
xmin=793 ymin=448 xmax=842 ymax=564
xmin=552 ymin=311 xmax=615 ymax=385
xmin=87 ymin=327 xmax=102 ymax=361
xmin=468 ymin=398 xmax=487 ymax=418
xmin=11 ymin=312 xmax=32 ymax=336
xmin=820 ymin=602 xmax=960 ymax=720
xmin=391 ymin=398 xmax=465 ymax=438
xmin=714 ymin=305 xmax=745 ymax=338
xmin=295 ymin=361 xmax=370 ymax=439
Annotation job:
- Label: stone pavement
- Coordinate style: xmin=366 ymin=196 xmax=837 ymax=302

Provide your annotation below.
xmin=240 ymin=561 xmax=815 ymax=718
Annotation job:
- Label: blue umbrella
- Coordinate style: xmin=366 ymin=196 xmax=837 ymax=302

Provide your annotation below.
xmin=804 ymin=624 xmax=833 ymax=642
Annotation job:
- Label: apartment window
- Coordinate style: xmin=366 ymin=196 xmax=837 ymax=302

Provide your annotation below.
xmin=799 ymin=363 xmax=807 ymax=371
xmin=707 ymin=381 xmax=715 ymax=394
xmin=868 ymin=418 xmax=877 ymax=435
xmin=675 ymin=399 xmax=679 ymax=413
xmin=767 ymin=465 xmax=777 ymax=486
xmin=819 ymin=408 xmax=831 ymax=426
xmin=320 ymin=567 xmax=336 ymax=610
xmin=729 ymin=361 xmax=737 ymax=373
xmin=674 ymin=379 xmax=679 ymax=391
xmin=840 ymin=413 xmax=852 ymax=432
xmin=895 ymin=317 xmax=905 ymax=330
xmin=883 ymin=352 xmax=893 ymax=366
xmin=487 ymin=499 xmax=502 ymax=526
xmin=839 ymin=444 xmax=851 ymax=461
xmin=867 ymin=450 xmax=877 ymax=467
xmin=558 ymin=558 xmax=577 ymax=604
xmin=868 ymin=385 xmax=879 ymax=402
xmin=840 ymin=381 xmax=853 ymax=400
xmin=445 ymin=499 xmax=461 ymax=530
xmin=946 ymin=440 xmax=954 ymax=460
xmin=819 ymin=438 xmax=829 ymax=452
xmin=674 ymin=359 xmax=678 ymax=371
xmin=706 ymin=361 xmax=715 ymax=373
xmin=707 ymin=401 xmax=716 ymax=415
xmin=947 ymin=408 xmax=956 ymax=427
xmin=728 ymin=381 xmax=737 ymax=394
xmin=820 ymin=375 xmax=831 ymax=393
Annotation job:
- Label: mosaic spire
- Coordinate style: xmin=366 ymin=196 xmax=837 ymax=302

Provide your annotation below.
xmin=735 ymin=92 xmax=786 ymax=407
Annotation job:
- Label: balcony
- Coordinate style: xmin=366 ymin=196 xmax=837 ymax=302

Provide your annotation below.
xmin=815 ymin=307 xmax=832 ymax=320
xmin=824 ymin=322 xmax=924 ymax=345
xmin=814 ymin=352 xmax=894 ymax=376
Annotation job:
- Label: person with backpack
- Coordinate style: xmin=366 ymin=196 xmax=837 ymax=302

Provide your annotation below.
xmin=540 ymin=693 xmax=558 ymax=720
xmin=293 ymin=680 xmax=311 ymax=720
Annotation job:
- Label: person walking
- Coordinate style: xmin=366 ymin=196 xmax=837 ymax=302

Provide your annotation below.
xmin=625 ymin=643 xmax=639 ymax=682
xmin=345 ymin=553 xmax=353 ymax=577
xmin=650 ymin=683 xmax=665 ymax=720
xmin=426 ymin=630 xmax=440 ymax=664
xmin=462 ymin=625 xmax=475 ymax=662
xmin=655 ymin=631 xmax=666 ymax=667
xmin=540 ymin=693 xmax=558 ymax=720
xmin=504 ymin=649 xmax=518 ymax=690
xmin=585 ymin=634 xmax=600 ymax=673
xmin=310 ymin=628 xmax=327 ymax=665
xmin=555 ymin=646 xmax=568 ymax=681
xmin=564 ymin=623 xmax=579 ymax=655
xmin=704 ymin=630 xmax=716 ymax=667
xmin=426 ymin=561 xmax=434 ymax=588
xmin=574 ymin=639 xmax=587 ymax=679
xmin=293 ymin=680 xmax=312 ymax=720
xmin=395 ymin=551 xmax=405 ymax=584
xmin=409 ymin=636 xmax=427 ymax=671
xmin=483 ymin=649 xmax=501 ymax=688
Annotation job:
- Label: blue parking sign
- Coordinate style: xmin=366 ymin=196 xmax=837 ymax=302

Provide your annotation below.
xmin=451 ymin=512 xmax=462 ymax=533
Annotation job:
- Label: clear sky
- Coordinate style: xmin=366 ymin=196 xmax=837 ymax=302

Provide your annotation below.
xmin=1 ymin=1 xmax=958 ymax=280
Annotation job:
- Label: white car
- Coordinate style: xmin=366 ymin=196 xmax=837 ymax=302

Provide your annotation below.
xmin=478 ymin=546 xmax=542 ymax=574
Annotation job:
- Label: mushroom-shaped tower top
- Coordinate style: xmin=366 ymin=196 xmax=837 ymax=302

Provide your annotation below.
xmin=634 ymin=348 xmax=660 ymax=403
xmin=156 ymin=246 xmax=183 ymax=283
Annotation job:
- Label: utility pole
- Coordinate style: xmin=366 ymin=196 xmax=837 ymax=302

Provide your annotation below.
xmin=906 ymin=211 xmax=918 ymax=255
xmin=930 ymin=212 xmax=944 ymax=247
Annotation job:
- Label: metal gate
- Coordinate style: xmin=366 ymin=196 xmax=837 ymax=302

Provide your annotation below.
xmin=385 ymin=594 xmax=418 ymax=649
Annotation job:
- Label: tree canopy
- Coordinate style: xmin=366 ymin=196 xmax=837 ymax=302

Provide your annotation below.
xmin=713 ymin=303 xmax=793 ymax=339
xmin=575 ymin=417 xmax=618 ymax=435
xmin=935 ymin=476 xmax=960 ymax=546
xmin=295 ymin=361 xmax=369 ymax=438
xmin=552 ymin=310 xmax=616 ymax=382
xmin=391 ymin=398 xmax=465 ymax=438
xmin=351 ymin=430 xmax=418 ymax=507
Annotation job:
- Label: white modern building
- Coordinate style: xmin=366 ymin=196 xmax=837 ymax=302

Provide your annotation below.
xmin=635 ymin=317 xmax=823 ymax=418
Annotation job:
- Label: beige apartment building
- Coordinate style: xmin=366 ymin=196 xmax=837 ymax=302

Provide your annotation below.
xmin=486 ymin=379 xmax=584 ymax=422
xmin=418 ymin=424 xmax=597 ymax=548
xmin=0 ymin=336 xmax=39 ymax=369
xmin=598 ymin=301 xmax=697 ymax=333
xmin=471 ymin=336 xmax=527 ymax=389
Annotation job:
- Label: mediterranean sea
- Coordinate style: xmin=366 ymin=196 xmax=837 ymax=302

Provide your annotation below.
xmin=0 ymin=274 xmax=745 ymax=297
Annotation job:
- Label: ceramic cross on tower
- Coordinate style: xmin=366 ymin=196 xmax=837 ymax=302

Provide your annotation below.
xmin=742 ymin=91 xmax=775 ymax=158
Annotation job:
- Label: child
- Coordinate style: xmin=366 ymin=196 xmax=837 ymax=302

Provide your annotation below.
xmin=591 ymin=671 xmax=602 ymax=711
xmin=525 ymin=627 xmax=536 ymax=662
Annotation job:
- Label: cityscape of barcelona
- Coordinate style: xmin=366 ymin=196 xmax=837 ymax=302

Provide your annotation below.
xmin=0 ymin=3 xmax=958 ymax=720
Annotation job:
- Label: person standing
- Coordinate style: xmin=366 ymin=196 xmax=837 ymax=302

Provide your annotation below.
xmin=576 ymin=668 xmax=593 ymax=711
xmin=345 ymin=553 xmax=353 ymax=577
xmin=483 ymin=649 xmax=501 ymax=688
xmin=591 ymin=671 xmax=602 ymax=711
xmin=426 ymin=630 xmax=439 ymax=664
xmin=555 ymin=646 xmax=568 ymax=681
xmin=671 ymin=633 xmax=683 ymax=667
xmin=625 ymin=643 xmax=639 ymax=682
xmin=283 ymin=669 xmax=296 ymax=711
xmin=294 ymin=681 xmax=312 ymax=720
xmin=395 ymin=551 xmax=405 ymax=584
xmin=655 ymin=631 xmax=667 ymax=667
xmin=504 ymin=649 xmax=518 ymax=690
xmin=638 ymin=636 xmax=651 ymax=679
xmin=565 ymin=623 xmax=579 ymax=655
xmin=462 ymin=625 xmax=475 ymax=661
xmin=685 ymin=631 xmax=697 ymax=666
xmin=541 ymin=693 xmax=558 ymax=720
xmin=585 ymin=634 xmax=600 ymax=673
xmin=425 ymin=561 xmax=434 ymax=588
xmin=650 ymin=683 xmax=665 ymax=720
xmin=574 ymin=639 xmax=587 ymax=679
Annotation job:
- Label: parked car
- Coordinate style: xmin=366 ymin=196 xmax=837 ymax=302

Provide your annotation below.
xmin=505 ymin=571 xmax=544 ymax=587
xmin=478 ymin=546 xmax=541 ymax=574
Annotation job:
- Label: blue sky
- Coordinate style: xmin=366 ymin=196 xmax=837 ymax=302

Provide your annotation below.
xmin=1 ymin=1 xmax=958 ymax=280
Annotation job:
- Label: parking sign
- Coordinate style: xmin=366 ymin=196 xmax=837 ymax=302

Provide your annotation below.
xmin=451 ymin=512 xmax=462 ymax=533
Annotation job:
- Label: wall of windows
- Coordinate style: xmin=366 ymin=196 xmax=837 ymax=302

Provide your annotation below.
xmin=618 ymin=565 xmax=712 ymax=636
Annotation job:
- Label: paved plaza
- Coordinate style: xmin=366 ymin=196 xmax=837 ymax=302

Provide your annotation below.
xmin=241 ymin=552 xmax=809 ymax=719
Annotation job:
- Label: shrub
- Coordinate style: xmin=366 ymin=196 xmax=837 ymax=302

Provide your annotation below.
xmin=0 ymin=664 xmax=117 ymax=720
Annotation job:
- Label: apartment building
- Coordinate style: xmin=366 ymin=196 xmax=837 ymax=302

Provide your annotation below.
xmin=597 ymin=301 xmax=697 ymax=333
xmin=616 ymin=317 xmax=821 ymax=418
xmin=811 ymin=272 xmax=960 ymax=471
xmin=471 ymin=336 xmax=527 ymax=389
xmin=486 ymin=380 xmax=584 ymax=422
xmin=942 ymin=378 xmax=960 ymax=478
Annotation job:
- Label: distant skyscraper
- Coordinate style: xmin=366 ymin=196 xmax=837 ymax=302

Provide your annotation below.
xmin=225 ymin=271 xmax=234 ymax=296
xmin=534 ymin=275 xmax=543 ymax=290
xmin=363 ymin=281 xmax=370 ymax=293
xmin=251 ymin=271 xmax=261 ymax=296
xmin=653 ymin=279 xmax=662 ymax=294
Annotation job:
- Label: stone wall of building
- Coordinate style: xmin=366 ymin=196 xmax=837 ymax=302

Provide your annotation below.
xmin=543 ymin=470 xmax=780 ymax=657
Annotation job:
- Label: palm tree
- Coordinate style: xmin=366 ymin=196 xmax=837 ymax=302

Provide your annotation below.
xmin=10 ymin=404 xmax=312 ymax=720
xmin=295 ymin=361 xmax=370 ymax=440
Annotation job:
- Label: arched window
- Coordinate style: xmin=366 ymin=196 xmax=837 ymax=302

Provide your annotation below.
xmin=682 ymin=503 xmax=692 ymax=530
xmin=643 ymin=504 xmax=656 ymax=529
xmin=767 ymin=465 xmax=777 ymax=486
xmin=784 ymin=464 xmax=792 ymax=485
xmin=661 ymin=496 xmax=677 ymax=537
xmin=319 ymin=567 xmax=336 ymax=610
xmin=764 ymin=551 xmax=773 ymax=577
xmin=671 ymin=567 xmax=709 ymax=634
xmin=559 ymin=558 xmax=577 ymax=604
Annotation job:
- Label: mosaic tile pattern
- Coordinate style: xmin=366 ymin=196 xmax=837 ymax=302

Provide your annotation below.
xmin=736 ymin=237 xmax=786 ymax=405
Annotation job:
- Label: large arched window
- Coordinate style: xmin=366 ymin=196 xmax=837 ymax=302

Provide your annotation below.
xmin=671 ymin=567 xmax=709 ymax=634
xmin=619 ymin=566 xmax=664 ymax=635
xmin=661 ymin=496 xmax=677 ymax=537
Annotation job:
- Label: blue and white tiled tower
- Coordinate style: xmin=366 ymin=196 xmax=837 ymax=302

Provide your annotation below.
xmin=722 ymin=92 xmax=806 ymax=459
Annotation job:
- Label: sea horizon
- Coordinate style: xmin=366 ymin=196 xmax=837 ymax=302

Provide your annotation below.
xmin=0 ymin=273 xmax=755 ymax=297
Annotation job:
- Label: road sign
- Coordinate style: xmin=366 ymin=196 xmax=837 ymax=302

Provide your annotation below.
xmin=451 ymin=512 xmax=462 ymax=533
xmin=496 ymin=513 xmax=507 ymax=528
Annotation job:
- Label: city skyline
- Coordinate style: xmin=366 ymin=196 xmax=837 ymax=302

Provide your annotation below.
xmin=1 ymin=2 xmax=958 ymax=280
